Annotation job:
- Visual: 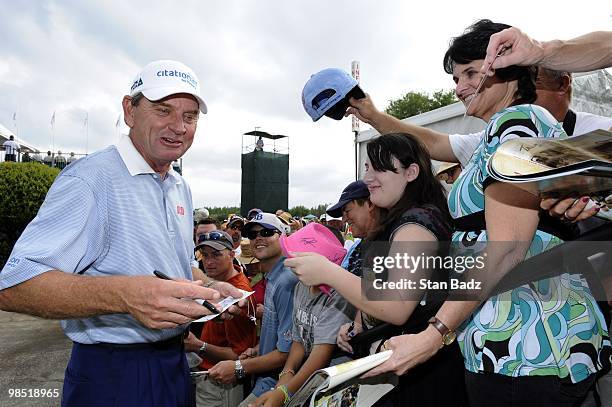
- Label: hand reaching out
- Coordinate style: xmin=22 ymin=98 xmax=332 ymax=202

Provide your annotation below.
xmin=284 ymin=252 xmax=337 ymax=287
xmin=362 ymin=327 xmax=441 ymax=378
xmin=481 ymin=27 xmax=544 ymax=74
xmin=346 ymin=94 xmax=381 ymax=124
xmin=208 ymin=360 xmax=237 ymax=384
xmin=249 ymin=388 xmax=285 ymax=407
xmin=239 ymin=346 xmax=259 ymax=360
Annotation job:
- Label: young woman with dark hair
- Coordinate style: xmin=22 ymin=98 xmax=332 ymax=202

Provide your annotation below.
xmin=285 ymin=132 xmax=466 ymax=406
xmin=365 ymin=133 xmax=453 ymax=240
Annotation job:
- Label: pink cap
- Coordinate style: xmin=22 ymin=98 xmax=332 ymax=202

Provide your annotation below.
xmin=280 ymin=223 xmax=347 ymax=265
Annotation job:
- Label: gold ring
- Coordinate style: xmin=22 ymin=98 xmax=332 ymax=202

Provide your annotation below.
xmin=382 ymin=340 xmax=390 ymax=351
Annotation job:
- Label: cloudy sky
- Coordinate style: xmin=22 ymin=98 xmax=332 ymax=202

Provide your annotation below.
xmin=1 ymin=0 xmax=610 ymax=209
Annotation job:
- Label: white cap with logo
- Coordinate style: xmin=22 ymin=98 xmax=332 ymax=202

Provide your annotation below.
xmin=129 ymin=59 xmax=208 ymax=114
xmin=243 ymin=212 xmax=290 ymax=235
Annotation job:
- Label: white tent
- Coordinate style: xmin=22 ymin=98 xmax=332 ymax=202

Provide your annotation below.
xmin=0 ymin=122 xmax=15 ymax=139
xmin=0 ymin=123 xmax=39 ymax=155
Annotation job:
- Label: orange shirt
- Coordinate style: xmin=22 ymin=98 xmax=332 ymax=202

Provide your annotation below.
xmin=199 ymin=272 xmax=257 ymax=369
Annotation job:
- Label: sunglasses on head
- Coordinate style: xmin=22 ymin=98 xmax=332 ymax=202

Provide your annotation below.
xmin=245 ymin=228 xmax=279 ymax=240
xmin=199 ymin=231 xmax=232 ymax=245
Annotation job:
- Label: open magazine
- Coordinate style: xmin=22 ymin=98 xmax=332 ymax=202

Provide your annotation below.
xmin=286 ymin=351 xmax=396 ymax=407
xmin=488 ymin=129 xmax=612 ymax=220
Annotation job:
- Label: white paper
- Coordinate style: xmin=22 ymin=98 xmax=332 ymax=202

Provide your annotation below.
xmin=192 ymin=289 xmax=254 ymax=322
xmin=186 ymin=352 xmax=203 ymax=369
xmin=189 ymin=370 xmax=209 ymax=377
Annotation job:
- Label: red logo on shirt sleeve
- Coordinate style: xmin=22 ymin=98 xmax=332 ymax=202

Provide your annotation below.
xmin=177 ymin=205 xmax=185 ymax=216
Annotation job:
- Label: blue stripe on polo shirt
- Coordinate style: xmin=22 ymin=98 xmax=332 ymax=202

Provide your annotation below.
xmin=0 ymin=139 xmax=195 ymax=344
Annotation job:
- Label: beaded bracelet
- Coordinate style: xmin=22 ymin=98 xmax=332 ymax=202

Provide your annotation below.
xmin=278 ymin=368 xmax=295 ymax=379
xmin=276 ymin=385 xmax=291 ymax=405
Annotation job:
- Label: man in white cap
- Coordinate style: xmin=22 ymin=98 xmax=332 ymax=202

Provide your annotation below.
xmin=224 ymin=214 xmax=245 ymax=252
xmin=325 ymin=214 xmax=344 ymax=232
xmin=0 ymin=60 xmax=241 ymax=407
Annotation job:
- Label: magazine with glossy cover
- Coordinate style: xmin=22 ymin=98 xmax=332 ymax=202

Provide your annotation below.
xmin=286 ymin=351 xmax=396 ymax=407
xmin=488 ymin=129 xmax=611 ymax=220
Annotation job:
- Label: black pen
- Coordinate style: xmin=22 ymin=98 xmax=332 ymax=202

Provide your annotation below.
xmin=153 ymin=270 xmax=220 ymax=314
xmin=347 ymin=321 xmax=355 ymax=337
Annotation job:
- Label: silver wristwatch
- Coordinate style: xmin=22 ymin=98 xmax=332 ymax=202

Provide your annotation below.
xmin=235 ymin=359 xmax=246 ymax=380
xmin=198 ymin=342 xmax=208 ymax=356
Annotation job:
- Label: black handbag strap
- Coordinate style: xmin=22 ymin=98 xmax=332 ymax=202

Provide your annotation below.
xmin=562 ymin=109 xmax=577 ymax=136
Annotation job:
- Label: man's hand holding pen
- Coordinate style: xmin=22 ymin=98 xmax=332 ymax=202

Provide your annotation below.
xmin=112 ymin=272 xmax=221 ymax=330
xmin=154 ymin=270 xmax=221 ymax=315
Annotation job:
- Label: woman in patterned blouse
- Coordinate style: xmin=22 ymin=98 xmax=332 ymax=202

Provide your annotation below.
xmin=360 ymin=19 xmax=611 ymax=407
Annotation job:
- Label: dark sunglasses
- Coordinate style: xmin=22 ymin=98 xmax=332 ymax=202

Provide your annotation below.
xmin=228 ymin=223 xmax=243 ymax=231
xmin=245 ymin=228 xmax=279 ymax=240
